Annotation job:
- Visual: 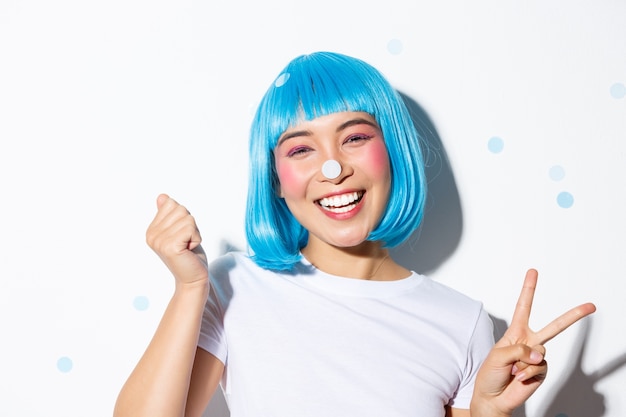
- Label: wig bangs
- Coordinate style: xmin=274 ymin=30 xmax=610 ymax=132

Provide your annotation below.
xmin=261 ymin=54 xmax=380 ymax=151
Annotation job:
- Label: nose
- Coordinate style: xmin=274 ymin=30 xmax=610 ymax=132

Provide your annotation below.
xmin=321 ymin=159 xmax=342 ymax=180
xmin=318 ymin=153 xmax=353 ymax=184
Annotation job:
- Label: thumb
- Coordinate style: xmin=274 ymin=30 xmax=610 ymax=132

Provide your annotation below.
xmin=156 ymin=193 xmax=170 ymax=209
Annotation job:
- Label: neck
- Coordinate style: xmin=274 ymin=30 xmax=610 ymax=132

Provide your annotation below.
xmin=301 ymin=241 xmax=409 ymax=281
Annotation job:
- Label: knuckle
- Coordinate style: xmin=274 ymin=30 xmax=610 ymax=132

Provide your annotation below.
xmin=174 ymin=204 xmax=190 ymax=216
xmin=512 ymin=343 xmax=530 ymax=358
xmin=146 ymin=230 xmax=157 ymax=246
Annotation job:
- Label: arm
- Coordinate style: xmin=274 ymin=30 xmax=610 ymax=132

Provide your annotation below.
xmin=446 ymin=406 xmax=470 ymax=417
xmin=469 ymin=269 xmax=596 ymax=417
xmin=114 ymin=194 xmax=223 ymax=417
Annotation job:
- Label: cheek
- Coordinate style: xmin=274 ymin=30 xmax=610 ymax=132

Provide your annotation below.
xmin=275 ymin=162 xmax=303 ymax=197
xmin=365 ymin=140 xmax=391 ymax=179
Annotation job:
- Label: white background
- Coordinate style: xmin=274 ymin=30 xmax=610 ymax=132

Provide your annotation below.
xmin=1 ymin=1 xmax=625 ymax=416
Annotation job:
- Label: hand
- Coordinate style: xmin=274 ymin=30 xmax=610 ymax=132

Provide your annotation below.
xmin=472 ymin=269 xmax=596 ymax=417
xmin=146 ymin=194 xmax=208 ymax=285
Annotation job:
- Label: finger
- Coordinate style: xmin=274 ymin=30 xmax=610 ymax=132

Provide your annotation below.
xmin=514 ymin=361 xmax=548 ymax=383
xmin=150 ymin=197 xmax=189 ymax=231
xmin=509 ymin=269 xmax=539 ymax=328
xmin=511 ymin=345 xmax=546 ymax=375
xmin=533 ymin=302 xmax=597 ymax=345
xmin=161 ymin=212 xmax=202 ymax=249
xmin=156 ymin=193 xmax=170 ymax=209
xmin=148 ymin=216 xmax=201 ymax=259
xmin=183 ymin=221 xmax=203 ymax=251
xmin=488 ymin=343 xmax=544 ymax=372
xmin=147 ymin=201 xmax=196 ymax=250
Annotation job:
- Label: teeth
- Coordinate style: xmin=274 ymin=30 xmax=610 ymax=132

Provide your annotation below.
xmin=318 ymin=192 xmax=362 ymax=210
xmin=321 ymin=204 xmax=356 ymax=214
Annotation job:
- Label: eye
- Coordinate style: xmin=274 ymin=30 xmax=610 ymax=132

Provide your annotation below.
xmin=286 ymin=145 xmax=312 ymax=158
xmin=344 ymin=134 xmax=373 ymax=145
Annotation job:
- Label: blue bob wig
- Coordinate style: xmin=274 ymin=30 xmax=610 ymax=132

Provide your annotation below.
xmin=245 ymin=51 xmax=427 ymax=271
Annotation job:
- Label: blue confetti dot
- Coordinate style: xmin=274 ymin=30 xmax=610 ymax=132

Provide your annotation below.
xmin=274 ymin=73 xmax=290 ymax=88
xmin=133 ymin=296 xmax=150 ymax=311
xmin=557 ymin=191 xmax=574 ymax=208
xmin=549 ymin=165 xmax=565 ymax=181
xmin=488 ymin=136 xmax=504 ymax=154
xmin=387 ymin=39 xmax=403 ymax=55
xmin=610 ymin=82 xmax=626 ymax=99
xmin=57 ymin=356 xmax=73 ymax=373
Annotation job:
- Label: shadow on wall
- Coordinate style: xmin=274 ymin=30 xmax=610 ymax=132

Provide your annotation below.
xmin=536 ymin=316 xmax=625 ymax=417
xmin=389 ymin=92 xmax=463 ymax=276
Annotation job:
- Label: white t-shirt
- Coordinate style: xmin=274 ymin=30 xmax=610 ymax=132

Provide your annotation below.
xmin=199 ymin=252 xmax=494 ymax=417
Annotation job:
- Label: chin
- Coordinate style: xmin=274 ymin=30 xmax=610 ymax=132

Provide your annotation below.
xmin=328 ymin=235 xmax=371 ymax=249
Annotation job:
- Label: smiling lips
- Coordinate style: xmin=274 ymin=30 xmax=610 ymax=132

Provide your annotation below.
xmin=317 ymin=191 xmax=364 ymax=214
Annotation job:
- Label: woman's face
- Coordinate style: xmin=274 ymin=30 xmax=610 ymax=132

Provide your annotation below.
xmin=274 ymin=111 xmax=391 ymax=250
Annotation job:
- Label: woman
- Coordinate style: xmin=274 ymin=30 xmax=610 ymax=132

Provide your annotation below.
xmin=114 ymin=52 xmax=595 ymax=417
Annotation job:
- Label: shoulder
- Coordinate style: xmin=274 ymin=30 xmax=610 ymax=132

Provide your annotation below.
xmin=206 ymin=252 xmax=254 ymax=299
xmin=207 ymin=251 xmax=286 ymax=291
xmin=412 ymin=275 xmax=494 ymax=353
xmin=208 ymin=251 xmax=265 ymax=275
xmin=415 ymin=275 xmax=492 ymax=334
xmin=418 ymin=274 xmax=483 ymax=310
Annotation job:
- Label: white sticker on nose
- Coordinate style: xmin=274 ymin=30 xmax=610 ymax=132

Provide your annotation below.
xmin=321 ymin=159 xmax=342 ymax=179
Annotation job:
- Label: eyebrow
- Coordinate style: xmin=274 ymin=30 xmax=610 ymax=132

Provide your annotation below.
xmin=277 ymin=117 xmax=379 ymax=147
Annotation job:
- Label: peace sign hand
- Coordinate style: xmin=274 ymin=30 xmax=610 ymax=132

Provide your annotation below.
xmin=471 ymin=269 xmax=596 ymax=417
